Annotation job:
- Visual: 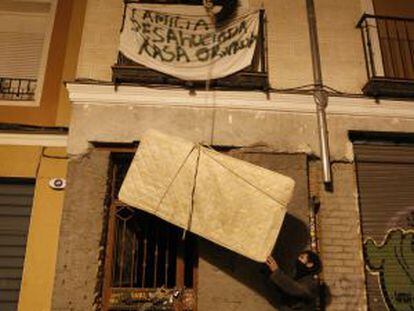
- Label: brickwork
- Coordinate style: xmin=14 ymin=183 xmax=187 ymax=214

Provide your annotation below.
xmin=51 ymin=150 xmax=110 ymax=311
xmin=309 ymin=161 xmax=367 ymax=311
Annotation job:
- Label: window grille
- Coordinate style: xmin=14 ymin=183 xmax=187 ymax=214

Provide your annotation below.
xmin=102 ymin=153 xmax=198 ymax=311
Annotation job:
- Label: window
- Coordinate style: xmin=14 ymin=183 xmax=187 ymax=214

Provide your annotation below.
xmin=102 ymin=153 xmax=198 ymax=311
xmin=0 ymin=0 xmax=56 ymax=103
xmin=0 ymin=178 xmax=35 ymax=311
xmin=358 ymin=0 xmax=414 ymax=97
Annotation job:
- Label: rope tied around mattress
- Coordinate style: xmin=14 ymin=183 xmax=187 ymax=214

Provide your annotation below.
xmin=154 ymin=143 xmax=201 ymax=240
xmin=155 ymin=143 xmax=287 ymax=240
xmin=182 ymin=145 xmax=201 ymax=240
xmin=201 ymin=146 xmax=289 ymax=207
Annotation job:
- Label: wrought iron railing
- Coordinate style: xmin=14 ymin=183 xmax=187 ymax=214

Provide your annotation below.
xmin=102 ymin=153 xmax=197 ymax=311
xmin=357 ymin=14 xmax=414 ymax=81
xmin=0 ymin=77 xmax=36 ymax=101
xmin=112 ymin=9 xmax=269 ymax=90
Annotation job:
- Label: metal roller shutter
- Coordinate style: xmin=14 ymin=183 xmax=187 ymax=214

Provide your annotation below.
xmin=0 ymin=179 xmax=34 ymax=311
xmin=354 ymin=143 xmax=414 ymax=311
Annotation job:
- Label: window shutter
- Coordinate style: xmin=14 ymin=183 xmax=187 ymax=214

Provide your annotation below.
xmin=0 ymin=8 xmax=50 ymax=79
xmin=0 ymin=180 xmax=34 ymax=311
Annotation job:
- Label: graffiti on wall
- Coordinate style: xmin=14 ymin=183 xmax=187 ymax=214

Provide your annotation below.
xmin=364 ymin=229 xmax=414 ymax=311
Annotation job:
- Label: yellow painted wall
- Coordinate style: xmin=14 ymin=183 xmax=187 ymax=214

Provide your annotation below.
xmin=0 ymin=146 xmax=42 ymax=178
xmin=17 ymin=147 xmax=68 ymax=311
xmin=0 ymin=146 xmax=68 ymax=311
xmin=55 ymin=0 xmax=88 ymax=126
xmin=0 ymin=0 xmax=87 ymax=127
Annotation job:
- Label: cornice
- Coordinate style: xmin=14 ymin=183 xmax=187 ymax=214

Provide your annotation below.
xmin=66 ymin=82 xmax=414 ymax=119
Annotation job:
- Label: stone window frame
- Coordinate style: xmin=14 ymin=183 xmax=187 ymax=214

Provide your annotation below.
xmin=100 ymin=150 xmax=198 ymax=311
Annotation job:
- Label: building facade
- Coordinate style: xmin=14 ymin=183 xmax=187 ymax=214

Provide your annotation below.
xmin=4 ymin=0 xmax=413 ymax=310
xmin=0 ymin=1 xmax=85 ymax=310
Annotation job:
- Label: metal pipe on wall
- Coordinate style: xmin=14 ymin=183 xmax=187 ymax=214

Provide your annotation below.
xmin=305 ymin=0 xmax=332 ymax=185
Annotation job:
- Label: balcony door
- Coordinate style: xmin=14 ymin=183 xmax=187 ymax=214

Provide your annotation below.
xmin=373 ymin=0 xmax=414 ymax=79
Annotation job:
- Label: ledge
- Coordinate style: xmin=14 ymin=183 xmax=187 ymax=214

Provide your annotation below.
xmin=66 ymin=82 xmax=414 ymax=119
xmin=0 ymin=133 xmax=67 ymax=147
xmin=363 ymin=77 xmax=414 ymax=98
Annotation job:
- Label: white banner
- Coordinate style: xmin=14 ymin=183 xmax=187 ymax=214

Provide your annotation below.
xmin=119 ymin=4 xmax=259 ymax=81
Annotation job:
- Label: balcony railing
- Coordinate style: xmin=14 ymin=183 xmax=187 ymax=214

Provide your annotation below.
xmin=357 ymin=14 xmax=414 ymax=98
xmin=112 ymin=9 xmax=269 ymax=91
xmin=0 ymin=77 xmax=36 ymax=101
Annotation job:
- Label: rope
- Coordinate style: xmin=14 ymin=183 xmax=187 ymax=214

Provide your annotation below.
xmin=155 ymin=144 xmax=288 ymax=239
xmin=201 ymin=147 xmax=288 ymax=206
xmin=155 ymin=145 xmax=196 ymax=213
xmin=203 ymin=0 xmax=215 ymax=21
xmin=182 ymin=146 xmax=201 ymax=240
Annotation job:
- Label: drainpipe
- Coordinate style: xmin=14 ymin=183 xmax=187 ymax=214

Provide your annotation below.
xmin=305 ymin=0 xmax=332 ymax=185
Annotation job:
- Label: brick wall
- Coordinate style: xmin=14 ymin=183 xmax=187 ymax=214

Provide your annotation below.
xmin=309 ymin=161 xmax=367 ymax=311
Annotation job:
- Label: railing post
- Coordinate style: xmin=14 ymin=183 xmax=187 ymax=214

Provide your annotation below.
xmin=259 ymin=9 xmax=266 ymax=74
xmin=360 ymin=20 xmax=371 ymax=80
xmin=404 ymin=20 xmax=414 ymax=74
xmin=259 ymin=8 xmax=270 ymax=92
xmin=364 ymin=18 xmax=377 ymax=77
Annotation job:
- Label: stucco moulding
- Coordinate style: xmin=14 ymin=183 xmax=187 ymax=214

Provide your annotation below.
xmin=66 ymin=82 xmax=414 ymax=119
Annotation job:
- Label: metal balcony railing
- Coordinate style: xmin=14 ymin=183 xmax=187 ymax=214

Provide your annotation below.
xmin=112 ymin=8 xmax=269 ymax=91
xmin=357 ymin=14 xmax=414 ymax=97
xmin=0 ymin=77 xmax=36 ymax=101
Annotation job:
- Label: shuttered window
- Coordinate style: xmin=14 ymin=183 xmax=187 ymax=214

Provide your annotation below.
xmin=354 ymin=143 xmax=414 ymax=311
xmin=0 ymin=1 xmax=51 ymax=101
xmin=0 ymin=1 xmax=51 ymax=79
xmin=0 ymin=179 xmax=35 ymax=311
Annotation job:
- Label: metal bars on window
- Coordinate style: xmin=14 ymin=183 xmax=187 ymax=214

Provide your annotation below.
xmin=0 ymin=77 xmax=36 ymax=101
xmin=357 ymin=14 xmax=414 ymax=80
xmin=111 ymin=204 xmax=195 ymax=289
xmin=102 ymin=153 xmax=197 ymax=311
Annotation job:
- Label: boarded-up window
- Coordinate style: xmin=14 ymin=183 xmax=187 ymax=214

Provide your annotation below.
xmin=0 ymin=179 xmax=35 ymax=311
xmin=354 ymin=143 xmax=414 ymax=311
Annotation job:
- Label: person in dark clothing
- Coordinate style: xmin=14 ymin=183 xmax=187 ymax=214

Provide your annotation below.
xmin=266 ymin=250 xmax=322 ymax=311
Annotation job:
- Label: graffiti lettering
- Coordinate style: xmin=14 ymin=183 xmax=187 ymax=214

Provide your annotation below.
xmin=365 ymin=229 xmax=414 ymax=311
xmin=394 ymin=291 xmax=414 ymax=304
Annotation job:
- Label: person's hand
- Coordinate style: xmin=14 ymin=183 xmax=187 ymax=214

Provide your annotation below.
xmin=266 ymin=256 xmax=278 ymax=272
